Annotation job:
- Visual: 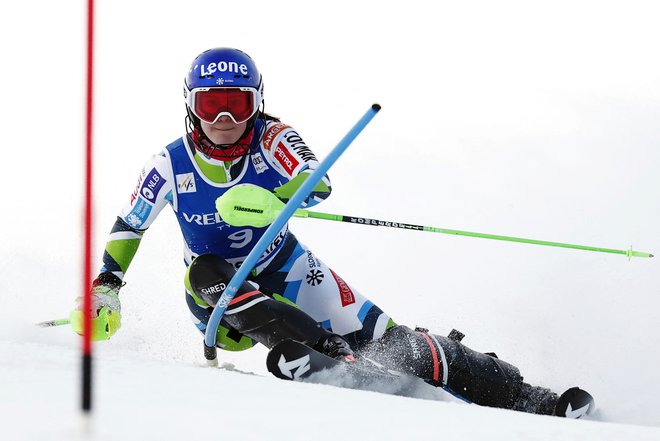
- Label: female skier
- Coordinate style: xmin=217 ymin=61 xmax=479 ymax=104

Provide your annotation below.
xmin=71 ymin=47 xmax=591 ymax=418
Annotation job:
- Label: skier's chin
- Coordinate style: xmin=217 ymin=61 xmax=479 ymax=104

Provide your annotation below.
xmin=201 ymin=120 xmax=247 ymax=145
xmin=206 ymin=129 xmax=242 ymax=145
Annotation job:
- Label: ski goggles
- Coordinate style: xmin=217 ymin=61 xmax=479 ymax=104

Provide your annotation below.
xmin=186 ymin=87 xmax=261 ymax=124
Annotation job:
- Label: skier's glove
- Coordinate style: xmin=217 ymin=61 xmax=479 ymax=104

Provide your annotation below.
xmin=70 ymin=273 xmax=123 ymax=341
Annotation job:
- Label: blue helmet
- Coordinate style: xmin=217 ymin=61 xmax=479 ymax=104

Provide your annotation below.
xmin=184 ymin=47 xmax=263 ymax=102
xmin=183 ymin=48 xmax=265 ymax=160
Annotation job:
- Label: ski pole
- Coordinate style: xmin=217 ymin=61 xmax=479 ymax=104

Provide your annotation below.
xmin=204 ymin=104 xmax=382 ymax=351
xmin=301 ymin=212 xmax=653 ymax=259
xmin=37 ymin=318 xmax=71 ymax=327
xmin=216 ymin=185 xmax=654 ymax=260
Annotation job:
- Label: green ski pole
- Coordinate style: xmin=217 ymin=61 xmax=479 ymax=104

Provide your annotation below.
xmin=216 ymin=185 xmax=654 ymax=260
xmin=301 ymin=211 xmax=653 ymax=259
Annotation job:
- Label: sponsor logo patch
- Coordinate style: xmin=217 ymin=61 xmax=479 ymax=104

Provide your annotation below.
xmin=130 ymin=169 xmax=146 ymax=205
xmin=274 ymin=142 xmax=299 ymax=175
xmin=176 ymin=173 xmax=196 ymax=194
xmin=261 ymin=229 xmax=287 ymax=258
xmin=192 ymin=61 xmax=249 ymax=78
xmin=330 ymin=269 xmax=355 ymax=307
xmin=284 ymin=131 xmax=317 ymax=163
xmin=201 ymin=283 xmax=226 ymax=297
xmin=306 ymin=251 xmax=321 ymax=269
xmin=278 ymin=354 xmax=311 ymax=380
xmin=408 ymin=334 xmax=422 ymax=359
xmin=125 ymin=197 xmax=152 ymax=228
xmin=306 ymin=269 xmax=324 ymax=286
xmin=251 ymin=152 xmax=269 ymax=174
xmin=140 ymin=168 xmax=166 ymax=203
xmin=262 ymin=123 xmax=291 ymax=151
xmin=182 ymin=211 xmax=225 ymax=226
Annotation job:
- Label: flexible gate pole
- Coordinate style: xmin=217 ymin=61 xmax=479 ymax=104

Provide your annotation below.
xmin=82 ymin=0 xmax=95 ymax=413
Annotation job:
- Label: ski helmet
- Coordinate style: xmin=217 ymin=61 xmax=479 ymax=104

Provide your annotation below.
xmin=184 ymin=48 xmax=264 ymax=160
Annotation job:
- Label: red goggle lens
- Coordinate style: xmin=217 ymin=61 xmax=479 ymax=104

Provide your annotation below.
xmin=194 ymin=89 xmax=256 ymax=123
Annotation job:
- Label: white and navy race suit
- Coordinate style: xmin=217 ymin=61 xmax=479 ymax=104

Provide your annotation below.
xmin=102 ymin=119 xmax=394 ymax=350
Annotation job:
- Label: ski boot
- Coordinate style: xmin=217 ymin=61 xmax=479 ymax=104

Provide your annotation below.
xmin=513 ymin=384 xmax=595 ymax=418
xmin=512 ymin=383 xmax=559 ymax=415
xmin=316 ymin=334 xmax=356 ymax=363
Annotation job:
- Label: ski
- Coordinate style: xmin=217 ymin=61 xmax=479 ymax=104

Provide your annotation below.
xmin=266 ymin=339 xmax=430 ymax=398
xmin=267 ymin=340 xmax=596 ymax=418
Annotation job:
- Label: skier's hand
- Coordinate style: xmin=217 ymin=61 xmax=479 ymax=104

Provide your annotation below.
xmin=70 ymin=275 xmax=123 ymax=341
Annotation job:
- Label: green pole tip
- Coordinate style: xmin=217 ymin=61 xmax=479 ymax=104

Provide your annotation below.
xmin=626 ymin=246 xmax=654 ymax=259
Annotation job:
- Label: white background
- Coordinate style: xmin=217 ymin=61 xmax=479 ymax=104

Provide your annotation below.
xmin=1 ymin=0 xmax=659 ymax=437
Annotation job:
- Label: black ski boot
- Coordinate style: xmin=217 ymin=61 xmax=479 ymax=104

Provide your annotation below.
xmin=316 ymin=334 xmax=356 ymax=363
xmin=512 ymin=383 xmax=559 ymax=415
xmin=513 ymin=384 xmax=595 ymax=418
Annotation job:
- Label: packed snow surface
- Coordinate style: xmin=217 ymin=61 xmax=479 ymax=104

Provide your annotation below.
xmin=3 ymin=332 xmax=660 ymax=441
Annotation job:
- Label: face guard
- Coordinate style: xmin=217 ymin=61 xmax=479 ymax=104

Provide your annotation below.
xmin=185 ymin=87 xmax=262 ymax=125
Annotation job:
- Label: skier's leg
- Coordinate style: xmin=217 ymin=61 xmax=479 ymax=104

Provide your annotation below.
xmin=223 ymin=239 xmax=567 ymax=414
xmin=186 ymin=253 xmax=353 ymax=359
xmin=184 ymin=291 xmax=257 ymax=351
xmin=358 ymin=325 xmax=549 ymax=410
xmin=251 ymin=242 xmax=397 ymax=347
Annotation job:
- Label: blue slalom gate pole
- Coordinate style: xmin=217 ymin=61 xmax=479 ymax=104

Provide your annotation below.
xmin=204 ymin=104 xmax=382 ymax=349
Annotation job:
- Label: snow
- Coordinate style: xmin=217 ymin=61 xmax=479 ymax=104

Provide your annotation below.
xmin=3 ymin=0 xmax=660 ymax=439
xmin=3 ymin=335 xmax=660 ymax=440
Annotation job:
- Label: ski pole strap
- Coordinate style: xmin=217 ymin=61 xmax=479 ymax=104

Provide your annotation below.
xmin=204 ymin=104 xmax=381 ymax=348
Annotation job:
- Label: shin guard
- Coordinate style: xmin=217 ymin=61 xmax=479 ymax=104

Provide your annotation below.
xmin=360 ymin=325 xmax=523 ymax=408
xmin=188 ymin=253 xmax=333 ymax=349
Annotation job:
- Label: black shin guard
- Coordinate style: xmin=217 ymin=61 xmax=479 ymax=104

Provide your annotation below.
xmin=359 ymin=325 xmax=523 ymax=408
xmin=358 ymin=325 xmax=446 ymax=384
xmin=224 ymin=295 xmax=331 ymax=349
xmin=188 ymin=253 xmax=333 ymax=349
xmin=438 ymin=333 xmax=523 ymax=408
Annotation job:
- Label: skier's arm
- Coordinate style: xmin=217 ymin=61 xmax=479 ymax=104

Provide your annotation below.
xmin=272 ymin=171 xmax=331 ymax=207
xmin=70 ymin=153 xmax=173 ymax=340
xmin=103 ymin=152 xmax=173 ymax=280
xmin=99 ymin=217 xmax=145 ymax=281
xmin=263 ymin=122 xmax=331 ymax=208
